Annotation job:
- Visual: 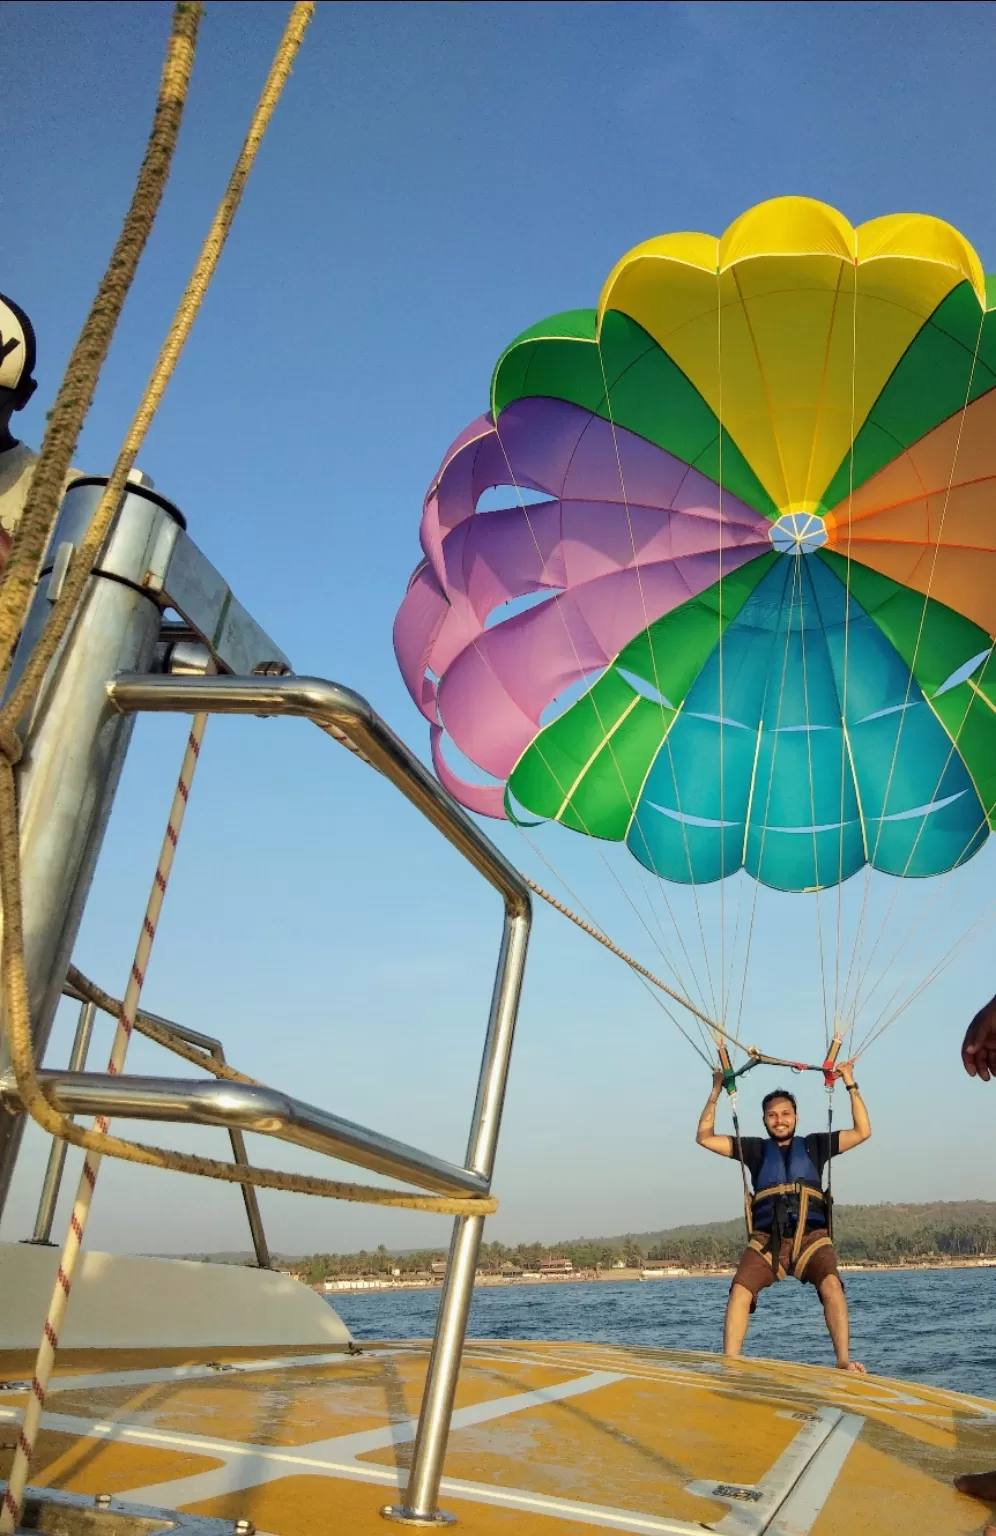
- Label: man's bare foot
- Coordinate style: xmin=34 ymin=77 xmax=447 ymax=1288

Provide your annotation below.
xmin=955 ymin=1471 xmax=996 ymax=1501
xmin=837 ymin=1360 xmax=866 ymax=1373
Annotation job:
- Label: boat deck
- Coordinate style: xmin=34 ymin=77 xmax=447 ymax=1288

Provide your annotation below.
xmin=2 ymin=1339 xmax=994 ymax=1533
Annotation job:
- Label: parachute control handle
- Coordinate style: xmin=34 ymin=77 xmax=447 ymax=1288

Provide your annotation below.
xmin=716 ymin=1032 xmax=845 ymax=1093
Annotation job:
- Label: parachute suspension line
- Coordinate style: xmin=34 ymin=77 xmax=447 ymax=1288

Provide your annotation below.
xmin=854 ymin=893 xmax=996 ymax=1059
xmin=850 ymin=795 xmax=996 ymax=1056
xmin=521 ymin=864 xmax=744 ymax=1051
xmin=595 ymin=335 xmax=721 ymax=1023
xmin=510 ymin=810 xmax=701 ymax=1033
xmin=797 ymin=557 xmax=832 ymax=1048
xmin=825 ymin=1090 xmax=836 ymax=1243
xmin=730 ymin=557 xmax=802 ymax=1037
xmin=717 ymin=1043 xmax=753 ymax=1240
xmin=834 ymin=260 xmax=861 ymax=1045
xmin=842 ymin=305 xmax=987 ymax=1027
xmin=484 ymin=421 xmax=717 ymax=1024
xmin=517 ymin=846 xmax=719 ymax=1063
xmin=820 ymin=1034 xmax=843 ymax=1242
xmin=717 ymin=255 xmax=727 ymax=1041
xmin=847 ymin=833 xmax=993 ymax=1054
xmin=479 ymin=371 xmax=716 ymax=1026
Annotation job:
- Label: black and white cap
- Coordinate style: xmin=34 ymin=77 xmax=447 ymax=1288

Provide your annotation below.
xmin=0 ymin=292 xmax=36 ymax=393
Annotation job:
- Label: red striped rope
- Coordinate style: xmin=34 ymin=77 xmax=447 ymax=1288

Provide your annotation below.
xmin=0 ymin=714 xmax=207 ymax=1527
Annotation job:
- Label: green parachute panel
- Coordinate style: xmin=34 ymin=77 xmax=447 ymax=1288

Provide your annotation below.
xmin=819 ymin=280 xmax=996 ymax=514
xmin=491 ymin=309 xmax=778 ymax=518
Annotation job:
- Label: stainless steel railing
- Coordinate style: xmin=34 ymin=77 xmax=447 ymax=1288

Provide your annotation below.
xmin=4 ymin=671 xmax=530 ymax=1527
xmin=23 ymin=982 xmax=272 ymax=1268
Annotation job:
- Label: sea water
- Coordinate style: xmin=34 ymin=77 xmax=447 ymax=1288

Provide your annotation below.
xmin=327 ymin=1268 xmax=996 ymax=1399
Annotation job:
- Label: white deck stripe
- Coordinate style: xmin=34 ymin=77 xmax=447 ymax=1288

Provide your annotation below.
xmin=0 ymin=1349 xmax=411 ymax=1397
xmin=0 ymin=1387 xmax=864 ymax=1535
xmin=766 ymin=1414 xmax=864 ymax=1535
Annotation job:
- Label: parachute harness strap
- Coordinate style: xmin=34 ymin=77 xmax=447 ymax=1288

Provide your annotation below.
xmin=718 ymin=1045 xmax=752 ymax=1241
xmin=823 ymin=1032 xmax=843 ymax=1243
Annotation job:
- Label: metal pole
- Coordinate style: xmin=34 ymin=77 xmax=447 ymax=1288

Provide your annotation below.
xmin=0 ymin=480 xmax=184 ymax=1221
xmin=102 ymin=668 xmax=535 ymax=1522
xmin=64 ymin=978 xmax=271 ymax=1269
xmin=382 ymin=907 xmax=531 ymax=1526
xmin=227 ymin=1127 xmax=270 ymax=1269
xmin=106 ymin=674 xmax=530 ymax=916
xmin=1 ymin=1071 xmax=491 ymax=1196
xmin=26 ymin=1002 xmax=97 ymax=1245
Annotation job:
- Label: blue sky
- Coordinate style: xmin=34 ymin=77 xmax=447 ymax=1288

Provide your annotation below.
xmin=2 ymin=0 xmax=996 ymax=1257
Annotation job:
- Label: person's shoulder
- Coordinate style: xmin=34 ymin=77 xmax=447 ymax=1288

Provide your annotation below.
xmin=0 ymin=441 xmax=36 ymax=483
xmin=0 ymin=442 xmax=38 ymax=534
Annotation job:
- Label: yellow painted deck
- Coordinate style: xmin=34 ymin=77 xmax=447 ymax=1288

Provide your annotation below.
xmin=3 ymin=1339 xmax=995 ymax=1533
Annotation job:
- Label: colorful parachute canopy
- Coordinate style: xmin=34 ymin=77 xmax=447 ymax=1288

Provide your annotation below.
xmin=394 ymin=197 xmax=996 ymax=893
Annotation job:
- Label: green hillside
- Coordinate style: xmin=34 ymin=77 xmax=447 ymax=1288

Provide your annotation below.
xmin=272 ymin=1202 xmax=996 ymax=1281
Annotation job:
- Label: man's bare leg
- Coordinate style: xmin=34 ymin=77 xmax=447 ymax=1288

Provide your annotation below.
xmin=723 ymin=1282 xmax=753 ymax=1356
xmin=816 ymin=1273 xmax=866 ymax=1372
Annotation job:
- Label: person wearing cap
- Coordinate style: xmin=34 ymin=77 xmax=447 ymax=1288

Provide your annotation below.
xmin=696 ymin=1065 xmax=871 ymax=1370
xmin=0 ymin=291 xmax=79 ymax=563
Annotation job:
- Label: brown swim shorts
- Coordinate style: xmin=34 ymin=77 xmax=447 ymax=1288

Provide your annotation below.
xmin=731 ymin=1228 xmax=840 ymax=1311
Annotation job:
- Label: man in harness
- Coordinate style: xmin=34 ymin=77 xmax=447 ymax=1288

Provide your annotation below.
xmin=696 ymin=1066 xmax=871 ymax=1371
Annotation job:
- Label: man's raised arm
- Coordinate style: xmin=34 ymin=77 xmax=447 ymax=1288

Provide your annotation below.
xmin=696 ymin=1069 xmax=734 ymax=1157
xmin=836 ymin=1060 xmax=871 ymax=1152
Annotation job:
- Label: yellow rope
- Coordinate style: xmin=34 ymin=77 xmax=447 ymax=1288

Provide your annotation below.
xmin=61 ymin=962 xmax=497 ymax=1214
xmin=0 ymin=2 xmax=202 ymax=690
xmin=0 ymin=2 xmax=494 ymax=1224
xmin=67 ymin=965 xmax=263 ymax=1086
xmin=0 ymin=1 xmax=315 ymax=734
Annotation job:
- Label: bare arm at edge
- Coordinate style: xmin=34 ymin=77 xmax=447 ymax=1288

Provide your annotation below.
xmin=836 ymin=1059 xmax=870 ymax=1153
xmin=962 ymin=993 xmax=996 ymax=1081
xmin=696 ymin=1068 xmax=734 ymax=1157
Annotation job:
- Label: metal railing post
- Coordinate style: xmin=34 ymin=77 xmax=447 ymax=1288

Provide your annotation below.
xmin=382 ymin=907 xmax=531 ymax=1526
xmin=26 ymin=1001 xmax=97 ymax=1245
xmin=226 ymin=1125 xmax=271 ymax=1269
xmin=103 ymin=671 xmax=534 ymax=1527
xmin=0 ymin=483 xmax=184 ymax=1220
xmin=63 ymin=977 xmax=271 ymax=1268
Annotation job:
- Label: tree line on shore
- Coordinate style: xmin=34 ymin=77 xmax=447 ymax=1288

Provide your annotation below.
xmin=281 ymin=1201 xmax=996 ymax=1280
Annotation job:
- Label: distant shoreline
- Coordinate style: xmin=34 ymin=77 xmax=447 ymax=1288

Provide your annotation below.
xmin=318 ymin=1257 xmax=996 ymax=1296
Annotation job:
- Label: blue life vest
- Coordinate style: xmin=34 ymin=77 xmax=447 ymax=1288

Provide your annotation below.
xmin=751 ymin=1136 xmax=826 ymax=1236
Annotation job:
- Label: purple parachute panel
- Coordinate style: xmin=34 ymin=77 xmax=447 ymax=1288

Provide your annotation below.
xmin=394 ymin=398 xmax=773 ymax=816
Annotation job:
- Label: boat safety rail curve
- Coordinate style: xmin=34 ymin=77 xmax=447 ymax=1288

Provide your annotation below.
xmin=0 ymin=1069 xmax=491 ymax=1200
xmin=107 ymin=672 xmax=531 ymax=919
